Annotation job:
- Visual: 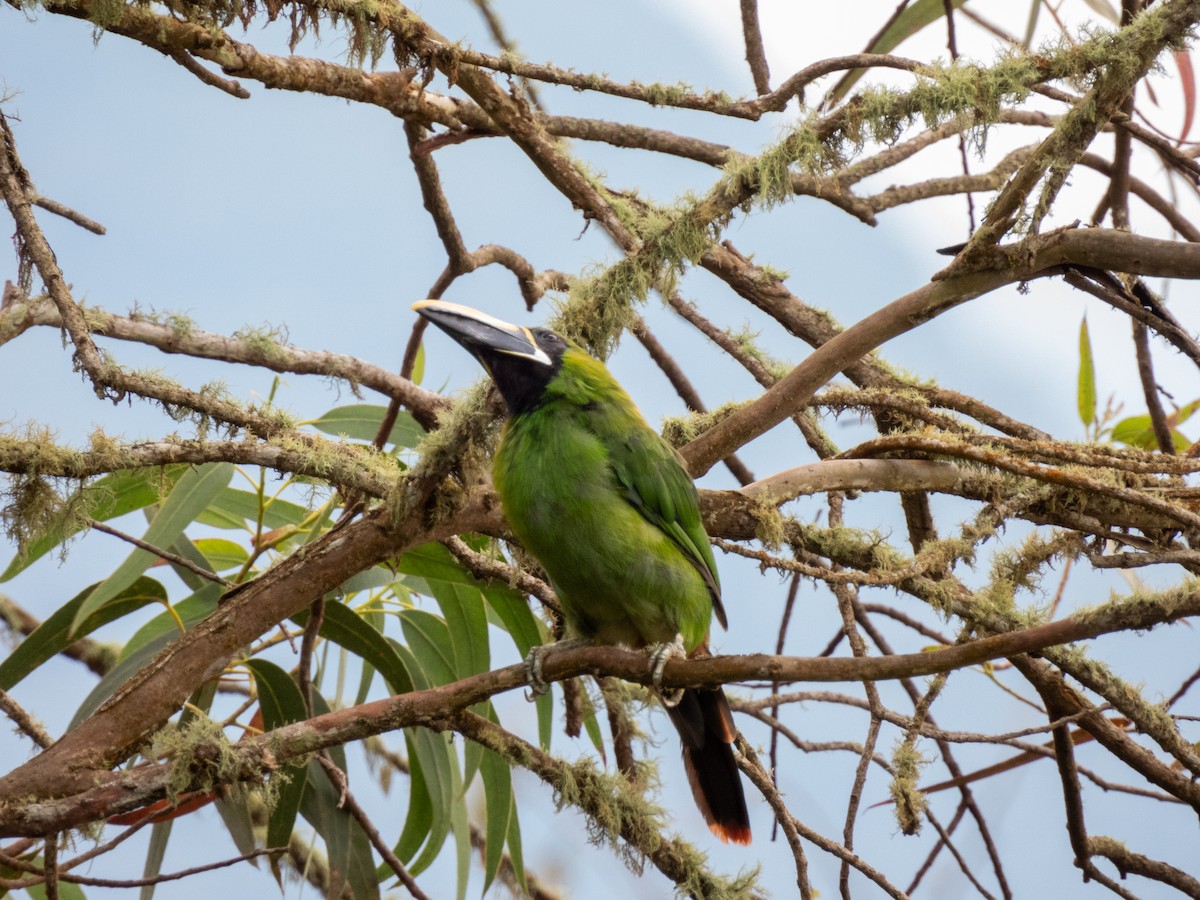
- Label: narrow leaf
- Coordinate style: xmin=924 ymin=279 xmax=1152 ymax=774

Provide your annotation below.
xmin=298 ymin=690 xmax=379 ymax=899
xmin=193 ymin=538 xmax=249 ymax=572
xmin=138 ymin=820 xmax=173 ymax=900
xmin=194 ymin=488 xmax=311 ymax=531
xmin=308 ymin=404 xmax=425 ymax=448
xmin=450 ymin=771 xmax=471 ymax=900
xmin=1078 ymin=317 xmax=1097 ymax=427
xmin=292 ymin=600 xmax=413 ymax=695
xmin=825 ymin=0 xmax=968 ymax=105
xmin=245 ymin=659 xmax=309 ymax=869
xmin=1171 ymin=397 xmax=1200 ymax=427
xmin=70 ymin=463 xmax=233 ymax=635
xmin=1177 ymin=50 xmax=1197 ymax=143
xmin=394 ymin=732 xmax=435 ymax=864
xmin=404 ymin=730 xmax=459 ymax=876
xmin=70 ymin=584 xmax=222 ymax=728
xmin=479 ymin=746 xmax=513 ymax=893
xmin=411 ymin=342 xmax=425 ymax=386
xmin=1080 ymin=0 xmax=1120 ymax=22
xmin=427 ymin=579 xmax=490 ymax=680
xmin=504 ymin=793 xmax=527 ymax=895
xmin=0 ymin=576 xmax=166 ymax=691
xmin=166 ymin=533 xmax=219 ymax=591
xmin=214 ymin=789 xmax=258 ymax=858
xmin=391 ymin=638 xmax=456 ymax=876
xmin=118 ymin=583 xmax=222 ymax=663
xmin=400 ymin=610 xmax=457 ymax=687
xmin=1111 ymin=414 xmax=1156 ymax=449
xmin=481 ymin=579 xmax=554 ymax=748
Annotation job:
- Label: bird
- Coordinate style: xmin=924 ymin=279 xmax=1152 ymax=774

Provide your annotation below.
xmin=413 ymin=299 xmax=751 ymax=845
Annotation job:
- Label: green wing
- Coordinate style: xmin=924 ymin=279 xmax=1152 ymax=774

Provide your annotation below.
xmin=599 ymin=418 xmax=727 ymax=629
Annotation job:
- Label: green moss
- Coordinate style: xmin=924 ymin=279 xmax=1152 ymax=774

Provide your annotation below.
xmin=889 ymin=741 xmax=928 ymax=836
xmin=0 ymin=467 xmax=66 ymax=556
xmin=152 ymin=716 xmax=241 ymax=805
xmin=88 ymin=0 xmax=124 ymax=29
xmin=635 ymin=80 xmax=691 ymax=107
xmin=660 ymin=401 xmax=751 ymax=449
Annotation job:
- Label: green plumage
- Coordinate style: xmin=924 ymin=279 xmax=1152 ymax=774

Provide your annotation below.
xmin=414 ymin=300 xmax=750 ymax=844
xmin=494 ymin=346 xmax=721 ymax=652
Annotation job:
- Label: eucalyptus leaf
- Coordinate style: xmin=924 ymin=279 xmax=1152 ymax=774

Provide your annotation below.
xmin=0 ymin=576 xmax=165 ymax=691
xmin=308 ymin=404 xmax=425 ymax=448
xmin=69 ymin=463 xmax=233 ymax=636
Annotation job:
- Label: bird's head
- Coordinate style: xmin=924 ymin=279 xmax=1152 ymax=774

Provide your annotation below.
xmin=413 ymin=300 xmax=570 ymax=415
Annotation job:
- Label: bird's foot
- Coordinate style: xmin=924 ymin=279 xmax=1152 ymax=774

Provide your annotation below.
xmin=523 ymin=639 xmax=589 ymax=700
xmin=649 ymin=634 xmax=687 ymax=707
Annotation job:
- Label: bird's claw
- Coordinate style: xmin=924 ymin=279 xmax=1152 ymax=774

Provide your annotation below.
xmin=650 ymin=634 xmax=687 ymax=707
xmin=523 ymin=639 xmax=589 ymax=700
xmin=523 ymin=645 xmax=550 ymax=699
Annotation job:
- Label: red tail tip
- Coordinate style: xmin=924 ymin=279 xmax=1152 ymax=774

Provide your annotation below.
xmin=711 ymin=823 xmax=752 ymax=846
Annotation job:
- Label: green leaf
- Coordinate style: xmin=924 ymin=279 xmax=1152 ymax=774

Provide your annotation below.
xmin=2 ymin=465 xmax=188 ymax=582
xmin=214 ymin=789 xmax=258 ymax=858
xmin=395 ymin=542 xmax=484 ymax=587
xmin=390 ymin=638 xmax=457 ymax=877
xmin=166 ymin=533 xmax=218 ymax=591
xmin=245 ymin=659 xmax=309 ymax=870
xmin=1112 ymin=414 xmax=1155 ymax=448
xmin=450 ymin=768 xmax=471 ymax=900
xmin=421 ymin=571 xmax=489 ymax=789
xmin=405 ymin=542 xmax=557 ymax=745
xmin=246 ymin=658 xmax=309 ymax=728
xmin=338 ymin=564 xmax=401 ymax=595
xmin=1111 ymin=415 xmax=1191 ymax=451
xmin=826 ymin=0 xmax=968 ymax=104
xmin=118 ymin=583 xmax=222 ymax=664
xmin=1078 ymin=317 xmax=1097 ymax=427
xmin=402 ymin=541 xmax=555 ymax=745
xmin=394 ymin=732 xmax=434 ymax=865
xmin=297 ymin=691 xmax=379 ymax=899
xmin=400 ymin=610 xmax=456 ymax=687
xmin=291 ymin=600 xmax=413 ymax=696
xmin=403 ymin=730 xmax=459 ymax=877
xmin=580 ymin=689 xmax=607 ymax=760
xmin=411 ymin=342 xmax=425 ymax=386
xmin=308 ymin=404 xmax=425 ymax=448
xmin=19 ymin=859 xmax=87 ymax=900
xmin=479 ymin=745 xmax=513 ymax=894
xmin=1081 ymin=0 xmax=1120 ymax=23
xmin=194 ymin=488 xmax=310 ymax=531
xmin=428 ymin=579 xmax=489 ymax=679
xmin=480 ymin=576 xmax=553 ymax=748
xmin=70 ymin=463 xmax=234 ymax=636
xmin=1172 ymin=398 xmax=1200 ymax=428
xmin=193 ymin=538 xmax=249 ymax=572
xmin=139 ymin=820 xmax=173 ymax=900
xmin=0 ymin=576 xmax=166 ymax=691
xmin=504 ymin=789 xmax=527 ymax=896
xmin=70 ymin=583 xmax=222 ymax=728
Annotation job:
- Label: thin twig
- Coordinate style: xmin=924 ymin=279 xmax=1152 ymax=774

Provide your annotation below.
xmin=315 ymin=756 xmax=432 ymax=900
xmin=739 ymin=0 xmax=771 ymax=94
xmin=0 ymin=689 xmax=53 ymax=749
xmin=89 ymin=520 xmax=232 ymax=587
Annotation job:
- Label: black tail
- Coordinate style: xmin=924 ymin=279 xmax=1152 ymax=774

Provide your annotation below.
xmin=665 ymin=687 xmax=751 ymax=844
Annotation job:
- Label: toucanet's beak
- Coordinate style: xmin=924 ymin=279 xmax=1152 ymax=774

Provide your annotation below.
xmin=413 ymin=300 xmax=553 ymax=367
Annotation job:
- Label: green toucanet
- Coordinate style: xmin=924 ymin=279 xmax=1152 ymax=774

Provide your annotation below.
xmin=414 ymin=299 xmax=751 ymax=845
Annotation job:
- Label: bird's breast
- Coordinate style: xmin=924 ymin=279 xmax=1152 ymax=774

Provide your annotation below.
xmin=494 ymin=410 xmax=711 ymax=650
